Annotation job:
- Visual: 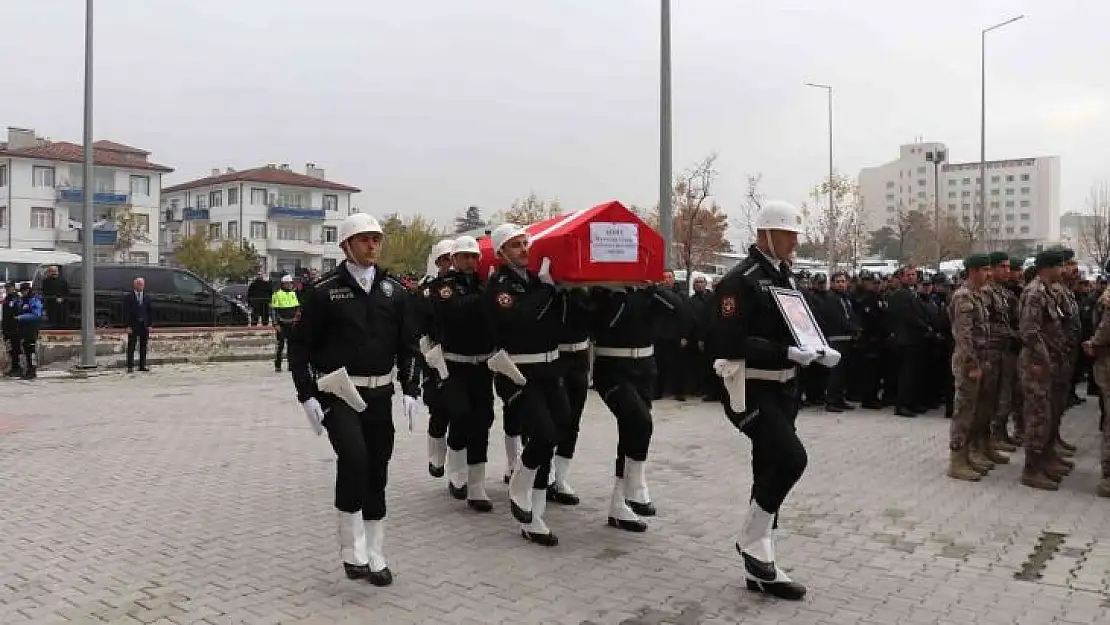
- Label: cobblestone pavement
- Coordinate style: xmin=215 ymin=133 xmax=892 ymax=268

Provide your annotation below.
xmin=2 ymin=363 xmax=1109 ymax=625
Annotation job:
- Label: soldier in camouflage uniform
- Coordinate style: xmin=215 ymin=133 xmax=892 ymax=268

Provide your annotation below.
xmin=1053 ymin=252 xmax=1082 ymax=459
xmin=988 ymin=254 xmax=1020 ymax=453
xmin=1003 ymin=257 xmax=1027 ymax=443
xmin=1082 ymin=287 xmax=1110 ymax=497
xmin=947 ymin=254 xmax=992 ymax=481
xmin=1018 ymin=250 xmax=1068 ymax=491
xmin=970 ymin=252 xmax=1013 ymax=471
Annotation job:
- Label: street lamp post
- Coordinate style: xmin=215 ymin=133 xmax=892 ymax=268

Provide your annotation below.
xmin=979 ymin=15 xmax=1025 ymax=251
xmin=926 ymin=149 xmax=947 ymax=271
xmin=805 ymin=82 xmax=834 ymax=273
xmin=79 ymin=0 xmax=97 ymax=369
xmin=659 ymin=0 xmax=673 ymax=269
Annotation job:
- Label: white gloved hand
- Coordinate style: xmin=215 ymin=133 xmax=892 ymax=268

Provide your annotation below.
xmin=713 ymin=359 xmax=742 ymax=378
xmin=787 ymin=346 xmax=819 ymax=366
xmin=538 ymin=257 xmax=555 ymax=285
xmin=816 ymin=347 xmax=841 ymax=368
xmin=301 ymin=398 xmax=326 ymax=436
xmin=402 ymin=395 xmax=421 ymax=432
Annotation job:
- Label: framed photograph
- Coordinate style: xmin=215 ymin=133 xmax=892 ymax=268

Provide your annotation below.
xmin=768 ymin=287 xmax=829 ymax=349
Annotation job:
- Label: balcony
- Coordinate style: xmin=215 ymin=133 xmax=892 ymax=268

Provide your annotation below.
xmin=56 ymin=188 xmax=130 ymax=205
xmin=57 ymin=218 xmax=118 ymax=246
xmin=266 ymin=236 xmax=321 ymax=255
xmin=268 ymin=206 xmax=326 ymax=220
xmin=182 ymin=208 xmax=210 ymax=221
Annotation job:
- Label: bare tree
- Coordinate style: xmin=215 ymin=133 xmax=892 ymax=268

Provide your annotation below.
xmin=493 ymin=192 xmax=563 ymax=225
xmin=1076 ymin=182 xmax=1110 ymax=268
xmin=737 ymin=174 xmax=764 ymax=248
xmin=672 ymin=153 xmax=731 ymax=272
xmin=807 ymin=172 xmax=860 ymax=269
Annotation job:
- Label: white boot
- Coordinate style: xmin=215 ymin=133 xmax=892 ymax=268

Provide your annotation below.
xmin=466 ymin=463 xmax=493 ymax=512
xmin=507 ymin=457 xmax=537 ymax=523
xmin=503 ymin=434 xmax=522 ymax=483
xmin=547 ymin=455 xmax=580 ymax=505
xmin=737 ymin=502 xmax=776 ymax=565
xmin=337 ymin=511 xmax=368 ymax=579
xmin=363 ymin=519 xmax=393 ymax=586
xmin=736 ymin=502 xmax=805 ymax=600
xmin=521 ymin=488 xmax=558 ymax=546
xmin=607 ymin=478 xmax=647 ymax=532
xmin=446 ymin=448 xmax=468 ymax=499
xmin=623 ymin=458 xmax=656 ymax=516
xmin=427 ymin=436 xmax=447 ymax=477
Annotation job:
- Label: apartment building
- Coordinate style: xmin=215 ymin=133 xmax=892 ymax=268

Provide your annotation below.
xmin=0 ymin=126 xmax=172 ymax=263
xmin=160 ymin=163 xmax=360 ymax=274
xmin=858 ymin=141 xmax=1061 ymax=247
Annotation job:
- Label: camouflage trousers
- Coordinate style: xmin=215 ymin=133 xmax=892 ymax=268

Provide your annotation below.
xmin=1019 ymin=349 xmax=1055 ymax=454
xmin=974 ymin=348 xmax=1004 ymax=443
xmin=992 ymin=350 xmax=1018 ymax=438
xmin=949 ymin=358 xmax=980 ymax=451
xmin=1051 ymin=344 xmax=1078 ymax=440
xmin=1095 ymin=359 xmax=1110 ymax=478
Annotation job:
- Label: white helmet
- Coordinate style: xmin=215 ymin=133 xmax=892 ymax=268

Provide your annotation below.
xmin=338 ymin=213 xmax=384 ymax=244
xmin=491 ymin=223 xmax=527 ymax=252
xmin=431 ymin=239 xmax=455 ymax=260
xmin=755 ymin=201 xmax=804 ymax=234
xmin=452 ymin=235 xmax=480 ymax=255
xmin=280 ymin=274 xmax=293 ymax=283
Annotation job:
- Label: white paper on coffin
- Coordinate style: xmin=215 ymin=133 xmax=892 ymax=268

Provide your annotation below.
xmin=589 ymin=222 xmax=639 ymax=263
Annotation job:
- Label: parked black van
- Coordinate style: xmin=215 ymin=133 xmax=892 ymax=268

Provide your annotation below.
xmin=31 ymin=263 xmax=250 ymax=329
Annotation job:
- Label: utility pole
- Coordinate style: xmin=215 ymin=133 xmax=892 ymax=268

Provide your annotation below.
xmin=79 ymin=0 xmax=97 ymax=369
xmin=659 ymin=0 xmax=673 ymax=269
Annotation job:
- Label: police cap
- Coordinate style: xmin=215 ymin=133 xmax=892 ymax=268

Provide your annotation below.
xmin=964 ymin=254 xmax=990 ymax=269
xmin=988 ymin=251 xmax=1009 ymax=266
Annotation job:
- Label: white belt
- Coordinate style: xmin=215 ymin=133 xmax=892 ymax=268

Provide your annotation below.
xmin=443 ymin=352 xmax=494 ymax=365
xmin=558 ymin=340 xmax=590 ymax=353
xmin=745 ymin=368 xmax=797 ymax=382
xmin=508 ymin=350 xmax=560 ymax=365
xmin=827 ymin=335 xmax=853 ymax=342
xmin=594 ymin=345 xmax=654 ymax=359
xmin=349 ymin=372 xmax=395 ymax=388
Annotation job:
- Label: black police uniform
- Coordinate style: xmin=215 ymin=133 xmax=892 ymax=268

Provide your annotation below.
xmin=487 ymin=264 xmax=570 ymax=546
xmin=711 ymin=245 xmax=811 ymax=601
xmin=430 ymin=269 xmax=497 ymax=510
xmin=415 ymin=274 xmax=450 ymax=477
xmin=850 ymin=283 xmax=885 ymax=408
xmin=287 ymin=261 xmax=419 ymax=586
xmin=547 ymin=287 xmax=592 ymax=505
xmin=2 ymin=289 xmax=22 ymax=376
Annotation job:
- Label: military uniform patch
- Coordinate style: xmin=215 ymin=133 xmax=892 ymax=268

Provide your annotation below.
xmin=720 ymin=295 xmax=738 ymax=317
xmin=497 ymin=292 xmax=514 ymax=308
xmin=439 ymin=285 xmax=453 ymax=299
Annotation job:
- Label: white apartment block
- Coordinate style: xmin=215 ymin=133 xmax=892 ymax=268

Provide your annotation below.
xmin=160 ymin=163 xmax=359 ymax=275
xmin=858 ymin=141 xmax=1061 ymax=247
xmin=0 ymin=126 xmax=171 ymax=263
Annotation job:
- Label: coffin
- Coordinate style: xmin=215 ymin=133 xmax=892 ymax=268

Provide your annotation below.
xmin=477 ymin=201 xmax=664 ymax=284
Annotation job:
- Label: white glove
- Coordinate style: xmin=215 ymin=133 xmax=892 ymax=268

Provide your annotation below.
xmin=787 ymin=346 xmax=819 ymax=367
xmin=301 ymin=398 xmax=325 ymax=436
xmin=402 ymin=395 xmax=421 ymax=432
xmin=713 ymin=359 xmax=742 ymax=378
xmin=538 ymin=257 xmax=555 ymax=285
xmin=816 ymin=347 xmax=841 ymax=368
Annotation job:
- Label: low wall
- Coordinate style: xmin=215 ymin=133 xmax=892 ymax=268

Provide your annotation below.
xmin=37 ymin=326 xmax=278 ymax=368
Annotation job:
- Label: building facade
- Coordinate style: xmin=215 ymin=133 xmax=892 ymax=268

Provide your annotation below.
xmin=160 ymin=164 xmax=359 ymax=275
xmin=858 ymin=141 xmax=1061 ymax=248
xmin=0 ymin=127 xmax=172 ymax=263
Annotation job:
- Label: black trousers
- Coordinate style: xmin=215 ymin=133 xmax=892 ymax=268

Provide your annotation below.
xmin=4 ymin=331 xmax=21 ymax=372
xmin=20 ymin=327 xmax=39 ymax=371
xmin=249 ymin=301 xmax=270 ymax=325
xmin=895 ymin=343 xmax=921 ymax=410
xmin=593 ymin=356 xmax=655 ymax=478
xmin=654 ymin=339 xmax=684 ymax=398
xmin=273 ymin=324 xmax=289 ymax=366
xmin=126 ymin=326 xmax=149 ymax=370
xmin=423 ymin=374 xmax=450 ymax=439
xmin=853 ymin=344 xmax=881 ymax=404
xmin=723 ymin=380 xmax=807 ymax=514
xmin=442 ymin=361 xmax=495 ymax=464
xmin=824 ymin=340 xmax=853 ymax=405
xmin=557 ymin=350 xmax=590 ymax=459
xmin=496 ymin=371 xmax=571 ymax=488
xmin=322 ymin=392 xmax=394 ymax=520
xmin=684 ymin=341 xmax=710 ymax=398
xmin=802 ymin=366 xmax=827 ymax=404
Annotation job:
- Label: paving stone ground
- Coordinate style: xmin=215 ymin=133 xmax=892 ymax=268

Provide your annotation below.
xmin=2 ymin=362 xmax=1109 ymax=625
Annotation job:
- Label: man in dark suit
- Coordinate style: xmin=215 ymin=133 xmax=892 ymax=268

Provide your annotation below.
xmin=124 ymin=276 xmax=153 ymax=373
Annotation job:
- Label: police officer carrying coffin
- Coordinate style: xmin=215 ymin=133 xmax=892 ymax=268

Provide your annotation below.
xmin=547 ymin=277 xmax=592 ymax=506
xmin=417 ymin=239 xmax=456 ymax=478
xmin=487 ymin=223 xmax=571 ymax=546
xmin=431 ymin=235 xmax=497 ymax=512
xmin=288 ymin=213 xmax=422 ymax=587
xmin=711 ymin=201 xmax=840 ymax=601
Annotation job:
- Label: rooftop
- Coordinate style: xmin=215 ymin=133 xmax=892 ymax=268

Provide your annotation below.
xmin=0 ymin=140 xmax=173 ymax=173
xmin=162 ymin=165 xmax=360 ymax=194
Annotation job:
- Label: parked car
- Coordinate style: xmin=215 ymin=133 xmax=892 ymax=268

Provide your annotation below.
xmin=31 ymin=263 xmax=250 ymax=329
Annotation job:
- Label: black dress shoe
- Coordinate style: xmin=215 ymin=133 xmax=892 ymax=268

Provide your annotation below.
xmin=825 ymin=404 xmax=844 ymax=413
xmin=675 ymin=395 xmax=687 ymax=402
xmin=895 ymin=408 xmax=917 ymax=418
xmin=126 ymin=367 xmax=133 ymax=374
xmin=344 ymin=562 xmax=369 ymax=580
xmin=861 ymin=401 xmax=882 ymax=409
xmin=448 ymin=482 xmax=467 ymax=500
xmin=746 ymin=578 xmax=806 ymax=601
xmin=546 ymin=485 xmax=580 ymax=506
xmin=607 ymin=516 xmax=648 ymax=532
xmin=138 ymin=367 xmax=151 ymax=372
xmin=626 ymin=500 xmax=656 ymax=517
xmin=467 ymin=498 xmax=493 ymax=513
xmin=834 ymin=402 xmax=856 ymax=410
xmin=428 ymin=463 xmax=444 ymax=478
xmin=521 ymin=529 xmax=559 ymax=547
xmin=367 ymin=567 xmax=393 ymax=587
xmin=510 ymin=500 xmax=533 ymax=524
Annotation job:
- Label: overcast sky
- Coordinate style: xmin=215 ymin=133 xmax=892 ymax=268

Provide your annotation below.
xmin=3 ymin=0 xmax=1106 ymax=243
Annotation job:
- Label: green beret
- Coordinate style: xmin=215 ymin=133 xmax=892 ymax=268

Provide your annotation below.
xmin=988 ymin=251 xmax=1009 ymax=266
xmin=1060 ymin=248 xmax=1076 ymax=262
xmin=1009 ymin=256 xmax=1025 ymax=269
xmin=1034 ymin=250 xmax=1063 ymax=269
xmin=965 ymin=253 xmax=990 ymax=269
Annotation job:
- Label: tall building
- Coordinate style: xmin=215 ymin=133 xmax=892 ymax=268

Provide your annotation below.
xmin=858 ymin=141 xmax=1060 ymax=248
xmin=0 ymin=126 xmax=173 ymax=263
xmin=161 ymin=163 xmax=360 ymax=275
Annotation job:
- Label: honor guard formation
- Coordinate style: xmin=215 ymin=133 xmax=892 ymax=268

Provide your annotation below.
xmin=282 ymin=202 xmax=1110 ymax=602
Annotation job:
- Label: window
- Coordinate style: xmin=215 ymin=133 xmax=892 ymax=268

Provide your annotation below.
xmin=278 ymin=193 xmax=304 ymax=208
xmin=961 ymin=191 xmax=971 ymax=197
xmin=209 ymin=190 xmax=223 ymax=207
xmin=948 ymin=191 xmax=957 ymax=198
xmin=886 ymin=181 xmax=895 ymax=188
xmin=170 ymin=198 xmax=181 ymax=210
xmin=0 ymin=165 xmax=7 ymax=187
xmin=1020 ymin=213 xmax=1030 ymax=220
xmin=1005 ymin=201 xmax=1015 ymax=208
xmin=31 ymin=207 xmax=55 ymax=229
xmin=134 ymin=213 xmax=150 ymax=233
xmin=916 ymin=166 xmax=926 ymax=174
xmin=917 ymin=191 xmax=926 ymax=199
xmin=886 ymin=218 xmax=896 ymax=226
xmin=227 ymin=187 xmax=239 ymax=205
xmin=948 ymin=180 xmax=957 ymax=187
xmin=886 ymin=205 xmax=895 ymax=212
xmin=130 ymin=175 xmax=150 ymax=196
xmin=276 ymin=224 xmax=305 ymax=240
xmin=196 ymin=195 xmax=208 ymax=209
xmin=1020 ymin=200 xmax=1030 ymax=208
xmin=947 ymin=203 xmax=957 ymax=210
xmin=961 ymin=203 xmax=971 ymax=210
xmin=1021 ymin=174 xmax=1030 ymax=182
xmin=962 ymin=216 xmax=971 ymax=224
xmin=1006 ymin=175 xmax=1015 ymax=182
xmin=129 ymin=251 xmax=150 ymax=264
xmin=250 ymin=188 xmax=268 ymax=205
xmin=32 ymin=166 xmax=55 ymax=188
xmin=962 ymin=178 xmax=971 ymax=185
xmin=323 ymin=194 xmax=338 ymax=211
xmin=250 ymin=221 xmax=267 ymax=239
xmin=1005 ymin=214 xmax=1015 ymax=221
xmin=1021 ymin=187 xmax=1031 ymax=194
xmin=990 ymin=201 xmax=999 ymax=208
xmin=0 ymin=207 xmax=6 ymax=228
xmin=886 ymin=193 xmax=895 ymax=200
xmin=990 ymin=214 xmax=1000 ymax=222
xmin=322 ymin=258 xmax=337 ymax=272
xmin=228 ymin=220 xmax=239 ymax=240
xmin=323 ymin=226 xmax=338 ymax=243
xmin=990 ymin=189 xmax=1000 ymax=196
xmin=173 ymin=271 xmax=207 ymax=296
xmin=991 ymin=176 xmax=1000 ymax=183
xmin=1020 ymin=226 xmax=1030 ymax=234
xmin=208 ymin=223 xmax=222 ymax=239
xmin=1005 ymin=188 xmax=1015 ymax=195
xmin=1006 ymin=227 xmax=1014 ymax=234
xmin=917 ymin=179 xmax=926 ymax=187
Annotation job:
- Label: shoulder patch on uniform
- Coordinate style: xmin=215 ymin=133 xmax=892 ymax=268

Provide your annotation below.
xmin=439 ymin=285 xmax=453 ymax=299
xmin=497 ymin=292 xmax=514 ymax=308
xmin=380 ymin=280 xmax=394 ymax=297
xmin=422 ymin=288 xmax=430 ymax=298
xmin=720 ymin=294 xmax=738 ymax=317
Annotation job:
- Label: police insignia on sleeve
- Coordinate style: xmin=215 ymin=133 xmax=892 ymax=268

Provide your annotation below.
xmin=439 ymin=285 xmax=453 ymax=299
xmin=720 ymin=295 xmax=738 ymax=317
xmin=497 ymin=292 xmax=514 ymax=308
xmin=423 ymin=288 xmax=430 ymax=297
xmin=381 ymin=281 xmax=394 ymax=297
